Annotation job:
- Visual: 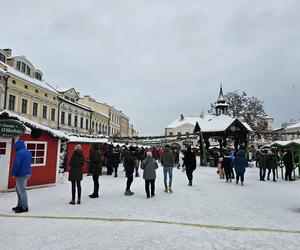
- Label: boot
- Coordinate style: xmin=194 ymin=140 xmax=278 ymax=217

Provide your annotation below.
xmin=77 ymin=199 xmax=81 ymax=204
xmin=124 ymin=190 xmax=134 ymax=196
xmin=69 ymin=199 xmax=75 ymax=205
xmin=89 ymin=194 xmax=99 ymax=198
xmin=241 ymin=182 xmax=244 ymax=186
xmin=188 ymin=181 xmax=192 ymax=186
xmin=168 ymin=187 xmax=173 ymax=193
xmin=164 ymin=188 xmax=168 ymax=193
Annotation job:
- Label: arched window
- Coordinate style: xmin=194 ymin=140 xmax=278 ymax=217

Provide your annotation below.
xmin=35 ymin=72 xmax=42 ymax=81
xmin=0 ymin=53 xmax=5 ymax=63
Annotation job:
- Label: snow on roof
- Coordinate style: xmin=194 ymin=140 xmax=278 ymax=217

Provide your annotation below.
xmin=57 ymin=87 xmax=73 ymax=93
xmin=0 ymin=110 xmax=69 ymax=139
xmin=166 ymin=114 xmax=252 ymax=132
xmin=68 ymin=136 xmax=108 ymax=143
xmin=270 ymin=139 xmax=300 ymax=147
xmin=60 ymin=97 xmax=94 ymax=112
xmin=285 ymin=122 xmax=300 ymax=130
xmin=0 ymin=62 xmax=58 ymax=94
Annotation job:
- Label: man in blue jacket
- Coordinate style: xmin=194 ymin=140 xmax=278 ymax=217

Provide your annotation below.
xmin=11 ymin=139 xmax=32 ymax=213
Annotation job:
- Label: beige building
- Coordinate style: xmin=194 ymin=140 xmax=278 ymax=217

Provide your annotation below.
xmin=79 ymin=95 xmax=110 ymax=135
xmin=0 ymin=49 xmax=59 ymax=129
xmin=280 ymin=120 xmax=300 ymax=141
xmin=120 ymin=114 xmax=130 ymax=137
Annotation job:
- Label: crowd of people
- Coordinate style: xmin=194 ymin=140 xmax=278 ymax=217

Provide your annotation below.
xmin=9 ymin=139 xmax=299 ymax=212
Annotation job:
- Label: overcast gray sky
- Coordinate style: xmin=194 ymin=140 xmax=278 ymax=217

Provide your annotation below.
xmin=2 ymin=0 xmax=300 ymax=135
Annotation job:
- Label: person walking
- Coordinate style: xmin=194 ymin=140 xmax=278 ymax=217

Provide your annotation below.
xmin=161 ymin=145 xmax=175 ymax=193
xmin=11 ymin=139 xmax=32 ymax=213
xmin=283 ymin=150 xmax=294 ymax=181
xmin=141 ymin=151 xmax=159 ymax=198
xmin=257 ymin=150 xmax=267 ymax=181
xmin=69 ymin=144 xmax=85 ymax=204
xmin=123 ymin=148 xmax=135 ymax=196
xmin=232 ymin=149 xmax=247 ymax=186
xmin=89 ymin=144 xmax=102 ymax=198
xmin=222 ymin=150 xmax=233 ymax=182
xmin=266 ymin=150 xmax=277 ymax=182
xmin=183 ymin=146 xmax=197 ymax=186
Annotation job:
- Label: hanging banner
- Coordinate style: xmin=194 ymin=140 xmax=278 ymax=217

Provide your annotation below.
xmin=0 ymin=119 xmax=26 ymax=138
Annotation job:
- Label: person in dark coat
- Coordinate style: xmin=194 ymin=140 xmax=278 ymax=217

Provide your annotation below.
xmin=183 ymin=146 xmax=197 ymax=186
xmin=123 ymin=148 xmax=136 ymax=196
xmin=141 ymin=152 xmax=159 ymax=198
xmin=112 ymin=148 xmax=121 ymax=177
xmin=222 ymin=150 xmax=233 ymax=182
xmin=69 ymin=144 xmax=85 ymax=204
xmin=106 ymin=145 xmax=114 ymax=175
xmin=232 ymin=149 xmax=247 ymax=186
xmin=257 ymin=150 xmax=267 ymax=181
xmin=89 ymin=144 xmax=102 ymax=198
xmin=11 ymin=139 xmax=32 ymax=213
xmin=161 ymin=145 xmax=175 ymax=193
xmin=266 ymin=150 xmax=277 ymax=182
xmin=283 ymin=150 xmax=294 ymax=181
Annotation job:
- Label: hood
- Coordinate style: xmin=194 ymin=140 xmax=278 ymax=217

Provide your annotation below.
xmin=14 ymin=139 xmax=26 ymax=152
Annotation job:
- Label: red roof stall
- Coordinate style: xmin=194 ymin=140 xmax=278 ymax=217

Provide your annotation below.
xmin=0 ymin=111 xmax=68 ymax=191
xmin=66 ymin=137 xmax=109 ymax=174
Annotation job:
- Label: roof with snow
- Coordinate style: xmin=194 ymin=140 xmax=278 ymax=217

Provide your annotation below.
xmin=270 ymin=139 xmax=300 ymax=148
xmin=285 ymin=122 xmax=300 ymax=130
xmin=0 ymin=62 xmax=58 ymax=94
xmin=0 ymin=110 xmax=68 ymax=139
xmin=166 ymin=114 xmax=252 ymax=133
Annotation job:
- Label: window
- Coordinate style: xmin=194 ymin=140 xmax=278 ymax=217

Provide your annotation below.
xmin=92 ymin=121 xmax=94 ymax=128
xmin=8 ymin=95 xmax=16 ymax=111
xmin=24 ymin=85 xmax=28 ymax=89
xmin=16 ymin=61 xmax=21 ymax=70
xmin=12 ymin=80 xmax=16 ymax=84
xmin=42 ymin=106 xmax=47 ymax=119
xmin=53 ymin=97 xmax=56 ymax=101
xmin=70 ymin=98 xmax=75 ymax=103
xmin=86 ymin=119 xmax=89 ymax=129
xmin=21 ymin=62 xmax=26 ymax=73
xmin=35 ymin=89 xmax=39 ymax=93
xmin=65 ymin=96 xmax=70 ymax=100
xmin=169 ymin=132 xmax=173 ymax=136
xmin=21 ymin=99 xmax=28 ymax=114
xmin=177 ymin=132 xmax=181 ymax=136
xmin=80 ymin=117 xmax=83 ymax=128
xmin=35 ymin=72 xmax=42 ymax=81
xmin=74 ymin=115 xmax=78 ymax=127
xmin=61 ymin=111 xmax=65 ymax=124
xmin=26 ymin=142 xmax=47 ymax=166
xmin=26 ymin=66 xmax=31 ymax=76
xmin=33 ymin=102 xmax=38 ymax=117
xmin=51 ymin=108 xmax=55 ymax=121
xmin=0 ymin=53 xmax=5 ymax=63
xmin=45 ymin=93 xmax=48 ymax=97
xmin=0 ymin=142 xmax=6 ymax=155
xmin=68 ymin=113 xmax=72 ymax=126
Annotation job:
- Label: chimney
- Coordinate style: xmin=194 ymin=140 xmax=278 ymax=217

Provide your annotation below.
xmin=3 ymin=48 xmax=12 ymax=57
xmin=180 ymin=114 xmax=184 ymax=121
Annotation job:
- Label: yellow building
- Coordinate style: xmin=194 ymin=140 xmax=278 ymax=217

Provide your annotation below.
xmin=0 ymin=49 xmax=59 ymax=129
xmin=79 ymin=95 xmax=110 ymax=135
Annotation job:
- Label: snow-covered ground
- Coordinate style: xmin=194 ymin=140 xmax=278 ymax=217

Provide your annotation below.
xmin=1 ymin=165 xmax=300 ymax=250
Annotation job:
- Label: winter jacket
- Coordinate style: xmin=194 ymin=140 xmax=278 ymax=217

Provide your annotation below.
xmin=232 ymin=150 xmax=247 ymax=174
xmin=266 ymin=153 xmax=276 ymax=169
xmin=107 ymin=149 xmax=120 ymax=169
xmin=123 ymin=152 xmax=135 ymax=175
xmin=11 ymin=140 xmax=32 ymax=177
xmin=257 ymin=153 xmax=267 ymax=169
xmin=283 ymin=151 xmax=293 ymax=169
xmin=68 ymin=149 xmax=85 ymax=182
xmin=221 ymin=156 xmax=232 ymax=170
xmin=141 ymin=156 xmax=159 ymax=180
xmin=183 ymin=150 xmax=196 ymax=172
xmin=91 ymin=150 xmax=102 ymax=175
xmin=161 ymin=148 xmax=174 ymax=167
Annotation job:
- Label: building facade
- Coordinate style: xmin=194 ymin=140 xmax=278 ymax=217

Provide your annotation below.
xmin=58 ymin=88 xmax=92 ymax=134
xmin=120 ymin=114 xmax=130 ymax=137
xmin=0 ymin=49 xmax=59 ymax=129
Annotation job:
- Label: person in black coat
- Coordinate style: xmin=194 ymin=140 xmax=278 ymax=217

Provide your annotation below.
xmin=266 ymin=150 xmax=277 ymax=182
xmin=183 ymin=146 xmax=197 ymax=186
xmin=283 ymin=150 xmax=294 ymax=181
xmin=123 ymin=148 xmax=136 ymax=196
xmin=89 ymin=144 xmax=102 ymax=198
xmin=222 ymin=150 xmax=233 ymax=182
xmin=69 ymin=145 xmax=85 ymax=205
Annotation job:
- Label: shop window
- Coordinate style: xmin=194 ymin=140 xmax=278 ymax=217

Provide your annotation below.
xmin=26 ymin=142 xmax=47 ymax=166
xmin=0 ymin=142 xmax=6 ymax=155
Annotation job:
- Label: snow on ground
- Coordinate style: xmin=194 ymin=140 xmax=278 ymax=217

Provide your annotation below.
xmin=0 ymin=165 xmax=300 ymax=250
